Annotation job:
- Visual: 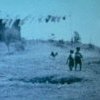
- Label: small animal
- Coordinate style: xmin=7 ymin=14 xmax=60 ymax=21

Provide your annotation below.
xmin=50 ymin=51 xmax=58 ymax=58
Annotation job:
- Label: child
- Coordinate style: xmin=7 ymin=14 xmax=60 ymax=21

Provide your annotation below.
xmin=74 ymin=47 xmax=83 ymax=71
xmin=67 ymin=50 xmax=74 ymax=71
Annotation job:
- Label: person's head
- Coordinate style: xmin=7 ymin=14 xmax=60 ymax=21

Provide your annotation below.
xmin=76 ymin=47 xmax=80 ymax=52
xmin=70 ymin=50 xmax=74 ymax=54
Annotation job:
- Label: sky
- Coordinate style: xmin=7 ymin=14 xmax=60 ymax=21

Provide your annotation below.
xmin=0 ymin=0 xmax=100 ymax=46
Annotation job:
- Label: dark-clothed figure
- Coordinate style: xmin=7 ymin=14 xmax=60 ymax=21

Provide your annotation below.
xmin=74 ymin=47 xmax=83 ymax=71
xmin=67 ymin=50 xmax=74 ymax=71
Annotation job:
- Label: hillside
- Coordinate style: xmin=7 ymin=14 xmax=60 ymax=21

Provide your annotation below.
xmin=0 ymin=40 xmax=100 ymax=100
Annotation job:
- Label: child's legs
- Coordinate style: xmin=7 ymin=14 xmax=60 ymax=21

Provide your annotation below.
xmin=79 ymin=62 xmax=82 ymax=71
xmin=75 ymin=63 xmax=77 ymax=70
xmin=69 ymin=64 xmax=73 ymax=71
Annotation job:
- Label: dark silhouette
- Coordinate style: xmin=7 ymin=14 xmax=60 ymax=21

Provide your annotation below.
xmin=0 ymin=19 xmax=6 ymax=41
xmin=67 ymin=50 xmax=74 ymax=71
xmin=62 ymin=16 xmax=66 ymax=20
xmin=50 ymin=51 xmax=58 ymax=58
xmin=74 ymin=47 xmax=83 ymax=71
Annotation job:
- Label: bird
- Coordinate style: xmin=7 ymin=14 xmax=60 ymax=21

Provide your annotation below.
xmin=50 ymin=51 xmax=58 ymax=58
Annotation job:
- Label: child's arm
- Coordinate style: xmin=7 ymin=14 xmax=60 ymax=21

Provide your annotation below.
xmin=80 ymin=53 xmax=84 ymax=63
xmin=66 ymin=56 xmax=69 ymax=64
xmin=80 ymin=53 xmax=83 ymax=58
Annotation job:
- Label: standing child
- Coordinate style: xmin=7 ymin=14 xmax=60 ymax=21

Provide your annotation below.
xmin=67 ymin=50 xmax=74 ymax=71
xmin=74 ymin=47 xmax=83 ymax=71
